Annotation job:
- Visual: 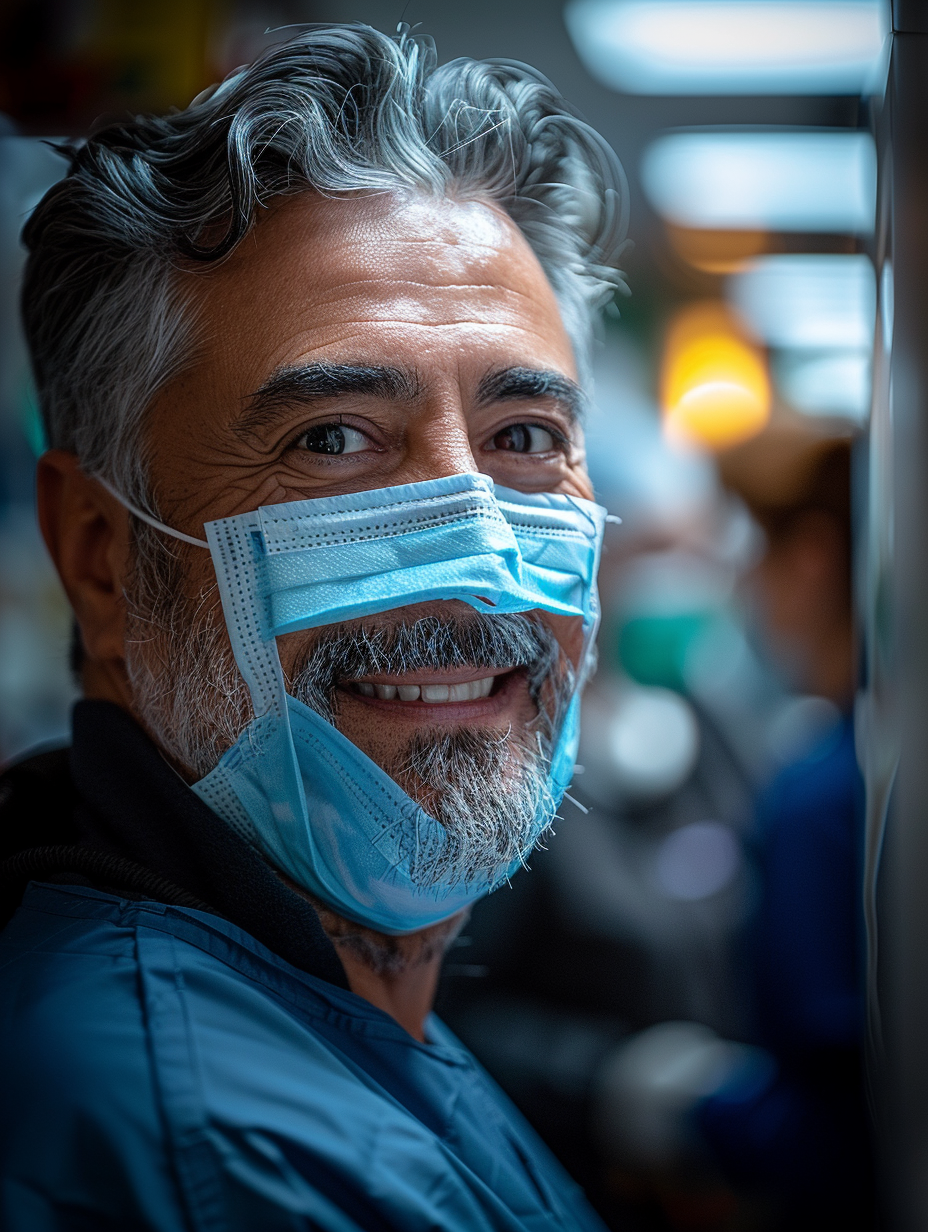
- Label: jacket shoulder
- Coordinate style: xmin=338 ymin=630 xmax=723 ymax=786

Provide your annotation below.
xmin=0 ymin=885 xmax=189 ymax=1229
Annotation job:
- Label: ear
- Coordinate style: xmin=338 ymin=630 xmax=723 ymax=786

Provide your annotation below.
xmin=37 ymin=450 xmax=134 ymax=702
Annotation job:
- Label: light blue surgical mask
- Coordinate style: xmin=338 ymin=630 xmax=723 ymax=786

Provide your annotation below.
xmin=105 ymin=472 xmax=607 ymax=934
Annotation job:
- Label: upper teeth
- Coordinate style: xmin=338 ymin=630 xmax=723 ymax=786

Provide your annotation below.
xmin=353 ymin=677 xmax=496 ymax=702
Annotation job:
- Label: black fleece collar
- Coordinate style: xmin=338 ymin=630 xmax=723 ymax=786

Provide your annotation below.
xmin=4 ymin=699 xmax=348 ymax=989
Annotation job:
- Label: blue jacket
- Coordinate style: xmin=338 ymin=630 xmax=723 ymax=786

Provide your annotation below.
xmin=0 ymin=882 xmax=603 ymax=1231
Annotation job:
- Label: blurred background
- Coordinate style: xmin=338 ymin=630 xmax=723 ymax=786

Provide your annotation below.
xmin=0 ymin=0 xmax=890 ymax=1228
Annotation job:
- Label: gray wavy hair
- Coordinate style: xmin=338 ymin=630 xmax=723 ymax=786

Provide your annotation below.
xmin=21 ymin=23 xmax=628 ymax=515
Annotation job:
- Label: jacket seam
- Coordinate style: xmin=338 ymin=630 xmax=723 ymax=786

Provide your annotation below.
xmin=136 ymin=925 xmax=231 ymax=1232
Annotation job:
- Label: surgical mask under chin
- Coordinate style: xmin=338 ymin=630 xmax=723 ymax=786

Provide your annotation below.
xmin=109 ymin=472 xmax=606 ymax=935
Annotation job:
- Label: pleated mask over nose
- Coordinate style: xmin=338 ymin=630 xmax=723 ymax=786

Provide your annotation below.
xmin=112 ymin=472 xmax=606 ymax=934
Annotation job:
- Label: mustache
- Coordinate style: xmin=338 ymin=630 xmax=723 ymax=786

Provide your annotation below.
xmin=287 ymin=612 xmax=563 ymax=720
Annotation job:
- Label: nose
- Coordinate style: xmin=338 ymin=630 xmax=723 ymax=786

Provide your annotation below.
xmin=396 ymin=401 xmax=480 ymax=485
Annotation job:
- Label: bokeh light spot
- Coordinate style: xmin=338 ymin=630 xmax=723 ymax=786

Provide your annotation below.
xmin=607 ymin=686 xmax=700 ymax=797
xmin=655 ymin=820 xmax=741 ymax=901
xmin=661 ymin=303 xmax=771 ymax=450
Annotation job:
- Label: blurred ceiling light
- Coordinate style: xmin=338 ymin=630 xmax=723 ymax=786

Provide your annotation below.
xmin=728 ymin=253 xmax=875 ymax=348
xmin=777 ymin=352 xmax=872 ymax=421
xmin=661 ymin=303 xmax=771 ymax=450
xmin=666 ymin=224 xmax=770 ymax=274
xmin=642 ymin=130 xmax=876 ymax=232
xmin=564 ymin=0 xmax=887 ymax=95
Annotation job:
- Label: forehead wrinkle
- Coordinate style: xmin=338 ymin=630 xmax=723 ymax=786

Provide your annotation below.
xmin=305 ymin=282 xmax=547 ymax=315
xmin=298 ymin=281 xmax=572 ymax=351
xmin=311 ymin=273 xmax=552 ymax=292
xmin=289 ymin=322 xmax=566 ymax=338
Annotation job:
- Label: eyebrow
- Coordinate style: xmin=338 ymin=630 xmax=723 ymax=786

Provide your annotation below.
xmin=476 ymin=367 xmax=586 ymax=423
xmin=232 ymin=361 xmax=584 ymax=438
xmin=233 ymin=363 xmax=421 ymax=436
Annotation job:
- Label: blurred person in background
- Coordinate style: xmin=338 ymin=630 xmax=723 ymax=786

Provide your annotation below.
xmin=0 ymin=24 xmax=629 ymax=1230
xmin=595 ymin=428 xmax=870 ymax=1230
xmin=688 ymin=427 xmax=872 ymax=1228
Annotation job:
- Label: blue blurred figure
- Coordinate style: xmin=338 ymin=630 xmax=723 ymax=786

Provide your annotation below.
xmin=699 ymin=433 xmax=873 ymax=1228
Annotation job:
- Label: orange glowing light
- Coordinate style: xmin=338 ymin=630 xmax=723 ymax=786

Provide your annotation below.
xmin=661 ymin=303 xmax=771 ymax=450
xmin=665 ymin=224 xmax=770 ymax=274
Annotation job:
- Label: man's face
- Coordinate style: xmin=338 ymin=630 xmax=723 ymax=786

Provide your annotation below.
xmin=131 ymin=192 xmax=592 ymax=845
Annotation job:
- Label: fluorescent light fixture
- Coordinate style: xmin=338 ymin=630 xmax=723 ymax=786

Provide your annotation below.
xmin=641 ymin=130 xmax=876 ymax=232
xmin=564 ymin=0 xmax=888 ymax=95
xmin=776 ymin=351 xmax=872 ymax=421
xmin=728 ymin=254 xmax=875 ymax=349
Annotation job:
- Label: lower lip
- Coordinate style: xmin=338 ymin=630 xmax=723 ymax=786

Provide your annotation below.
xmin=337 ymin=669 xmax=525 ymax=720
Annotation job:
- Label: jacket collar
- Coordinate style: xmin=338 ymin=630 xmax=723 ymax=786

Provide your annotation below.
xmin=67 ymin=699 xmax=348 ymax=987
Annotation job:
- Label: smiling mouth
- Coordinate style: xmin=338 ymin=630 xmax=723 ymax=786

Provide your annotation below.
xmin=342 ymin=665 xmax=516 ymax=706
xmin=350 ymin=677 xmax=497 ymax=703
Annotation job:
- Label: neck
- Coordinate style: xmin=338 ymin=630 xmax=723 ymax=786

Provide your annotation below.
xmin=296 ymin=888 xmax=467 ymax=1041
xmin=335 ymin=939 xmax=445 ymax=1042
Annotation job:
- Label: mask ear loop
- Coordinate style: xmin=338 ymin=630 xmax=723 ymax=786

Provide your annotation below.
xmin=92 ymin=475 xmax=210 ymax=549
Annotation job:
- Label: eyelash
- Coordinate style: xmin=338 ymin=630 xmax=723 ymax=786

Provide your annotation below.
xmin=285 ymin=416 xmax=379 ymax=457
xmin=284 ymin=415 xmax=572 ymax=460
xmin=491 ymin=420 xmax=570 ymax=454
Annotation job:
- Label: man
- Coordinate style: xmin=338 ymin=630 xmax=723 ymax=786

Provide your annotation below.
xmin=0 ymin=23 xmax=627 ymax=1231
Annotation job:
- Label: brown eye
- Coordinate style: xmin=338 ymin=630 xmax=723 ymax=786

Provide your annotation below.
xmin=490 ymin=424 xmax=557 ymax=453
xmin=297 ymin=424 xmax=368 ymax=455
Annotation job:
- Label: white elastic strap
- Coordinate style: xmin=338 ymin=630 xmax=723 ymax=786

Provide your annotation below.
xmin=94 ymin=475 xmax=210 ymax=549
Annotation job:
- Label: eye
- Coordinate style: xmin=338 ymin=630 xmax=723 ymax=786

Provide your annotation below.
xmin=296 ymin=423 xmax=369 ymax=456
xmin=489 ymin=423 xmax=559 ymax=454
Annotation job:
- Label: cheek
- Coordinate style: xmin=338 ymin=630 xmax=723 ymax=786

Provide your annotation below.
xmin=275 ymin=630 xmax=321 ymax=682
xmin=541 ymin=612 xmax=586 ymax=674
xmin=571 ymin=465 xmax=594 ymax=502
xmin=565 ymin=440 xmax=593 ymax=500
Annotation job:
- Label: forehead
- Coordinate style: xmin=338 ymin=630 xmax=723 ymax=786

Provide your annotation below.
xmin=179 ymin=191 xmax=577 ymax=399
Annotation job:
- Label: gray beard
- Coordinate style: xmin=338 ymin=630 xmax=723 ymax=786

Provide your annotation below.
xmin=289 ymin=613 xmax=568 ymax=888
xmin=123 ymin=524 xmax=573 ymax=894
